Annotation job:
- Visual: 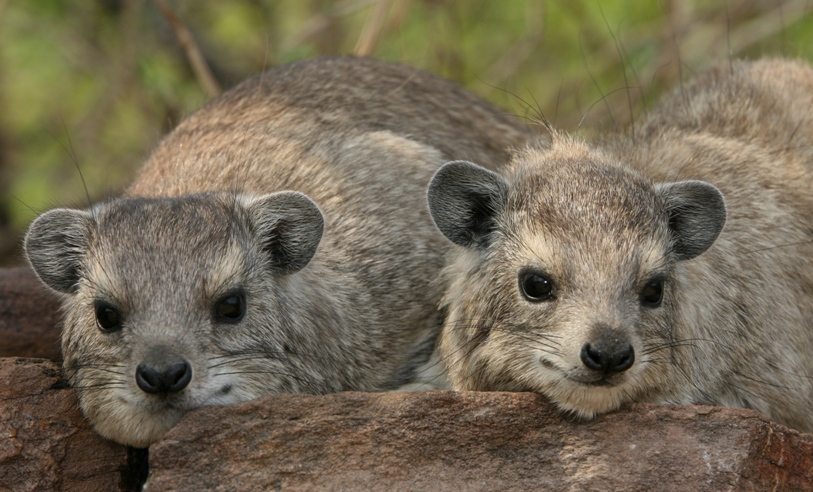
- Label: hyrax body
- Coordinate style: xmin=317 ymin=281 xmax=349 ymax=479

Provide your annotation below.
xmin=24 ymin=56 xmax=530 ymax=447
xmin=428 ymin=58 xmax=813 ymax=432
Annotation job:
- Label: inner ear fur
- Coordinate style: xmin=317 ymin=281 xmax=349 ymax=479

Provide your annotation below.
xmin=24 ymin=208 xmax=94 ymax=294
xmin=657 ymin=180 xmax=727 ymax=261
xmin=427 ymin=160 xmax=509 ymax=249
xmin=245 ymin=191 xmax=325 ymax=275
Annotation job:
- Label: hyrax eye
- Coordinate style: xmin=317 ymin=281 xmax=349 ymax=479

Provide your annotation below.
xmin=519 ymin=270 xmax=556 ymax=302
xmin=640 ymin=277 xmax=664 ymax=307
xmin=94 ymin=301 xmax=122 ymax=333
xmin=214 ymin=291 xmax=246 ymax=323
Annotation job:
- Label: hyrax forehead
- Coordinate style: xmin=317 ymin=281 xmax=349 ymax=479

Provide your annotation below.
xmin=501 ymin=144 xmax=670 ymax=283
xmin=87 ymin=194 xmax=247 ymax=305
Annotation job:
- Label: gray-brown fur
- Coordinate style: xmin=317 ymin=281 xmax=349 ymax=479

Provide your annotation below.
xmin=24 ymin=56 xmax=531 ymax=447
xmin=428 ymin=58 xmax=813 ymax=432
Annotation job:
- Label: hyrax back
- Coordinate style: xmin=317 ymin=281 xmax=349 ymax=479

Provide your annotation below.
xmin=24 ymin=56 xmax=531 ymax=447
xmin=428 ymin=58 xmax=813 ymax=432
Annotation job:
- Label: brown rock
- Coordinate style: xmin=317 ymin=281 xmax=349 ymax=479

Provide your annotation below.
xmin=148 ymin=391 xmax=813 ymax=491
xmin=1 ymin=356 xmax=810 ymax=490
xmin=0 ymin=267 xmax=61 ymax=360
xmin=0 ymin=358 xmax=133 ymax=491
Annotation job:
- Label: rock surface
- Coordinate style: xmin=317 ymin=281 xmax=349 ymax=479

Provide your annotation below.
xmin=0 ymin=356 xmax=811 ymax=491
xmin=0 ymin=358 xmax=134 ymax=492
xmin=0 ymin=274 xmax=811 ymax=492
xmin=0 ymin=267 xmax=61 ymax=360
xmin=148 ymin=391 xmax=813 ymax=491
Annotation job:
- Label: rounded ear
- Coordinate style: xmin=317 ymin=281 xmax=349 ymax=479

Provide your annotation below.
xmin=24 ymin=208 xmax=94 ymax=293
xmin=657 ymin=180 xmax=727 ymax=261
xmin=245 ymin=191 xmax=324 ymax=275
xmin=427 ymin=160 xmax=509 ymax=249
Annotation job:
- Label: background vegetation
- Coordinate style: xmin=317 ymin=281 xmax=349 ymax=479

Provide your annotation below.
xmin=1 ymin=0 xmax=812 ymax=265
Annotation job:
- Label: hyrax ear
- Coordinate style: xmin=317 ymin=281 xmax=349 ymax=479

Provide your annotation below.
xmin=657 ymin=180 xmax=726 ymax=261
xmin=427 ymin=160 xmax=509 ymax=249
xmin=245 ymin=191 xmax=324 ymax=275
xmin=24 ymin=208 xmax=94 ymax=293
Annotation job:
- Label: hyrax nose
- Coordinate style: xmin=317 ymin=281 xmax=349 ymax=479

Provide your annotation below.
xmin=580 ymin=338 xmax=635 ymax=374
xmin=136 ymin=361 xmax=192 ymax=394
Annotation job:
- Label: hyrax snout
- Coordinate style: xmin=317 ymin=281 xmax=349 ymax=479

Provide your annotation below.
xmin=428 ymin=58 xmax=813 ymax=432
xmin=135 ymin=346 xmax=192 ymax=396
xmin=24 ymin=56 xmax=531 ymax=447
xmin=579 ymin=328 xmax=635 ymax=376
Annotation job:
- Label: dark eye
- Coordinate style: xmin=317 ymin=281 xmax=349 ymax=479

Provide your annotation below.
xmin=215 ymin=292 xmax=246 ymax=323
xmin=94 ymin=301 xmax=122 ymax=333
xmin=640 ymin=277 xmax=664 ymax=308
xmin=519 ymin=270 xmax=556 ymax=302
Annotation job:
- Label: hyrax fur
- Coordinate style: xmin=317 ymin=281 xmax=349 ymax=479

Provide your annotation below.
xmin=24 ymin=56 xmax=530 ymax=447
xmin=428 ymin=58 xmax=813 ymax=432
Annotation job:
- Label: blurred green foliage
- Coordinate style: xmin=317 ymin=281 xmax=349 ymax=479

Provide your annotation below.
xmin=1 ymin=0 xmax=812 ymax=265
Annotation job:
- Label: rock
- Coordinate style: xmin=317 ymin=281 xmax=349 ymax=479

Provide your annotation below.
xmin=0 ymin=356 xmax=810 ymax=490
xmin=147 ymin=391 xmax=813 ymax=491
xmin=0 ymin=267 xmax=61 ymax=360
xmin=0 ymin=358 xmax=135 ymax=491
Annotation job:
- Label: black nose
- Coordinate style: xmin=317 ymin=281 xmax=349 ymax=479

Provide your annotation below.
xmin=136 ymin=362 xmax=192 ymax=394
xmin=580 ymin=341 xmax=635 ymax=373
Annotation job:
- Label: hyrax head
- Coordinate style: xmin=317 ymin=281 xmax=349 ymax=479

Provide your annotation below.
xmin=24 ymin=191 xmax=324 ymax=447
xmin=427 ymin=141 xmax=726 ymax=417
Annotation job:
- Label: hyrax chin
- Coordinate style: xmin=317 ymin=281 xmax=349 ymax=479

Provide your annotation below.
xmin=427 ymin=58 xmax=813 ymax=432
xmin=23 ymin=56 xmax=531 ymax=448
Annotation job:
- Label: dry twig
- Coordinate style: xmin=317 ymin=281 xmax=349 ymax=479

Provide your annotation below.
xmin=153 ymin=0 xmax=221 ymax=98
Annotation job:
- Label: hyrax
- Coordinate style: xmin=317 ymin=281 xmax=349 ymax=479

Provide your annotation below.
xmin=428 ymin=58 xmax=813 ymax=432
xmin=24 ymin=56 xmax=530 ymax=447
